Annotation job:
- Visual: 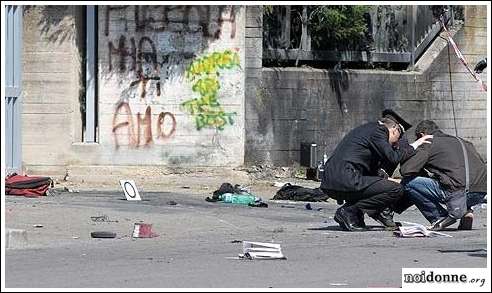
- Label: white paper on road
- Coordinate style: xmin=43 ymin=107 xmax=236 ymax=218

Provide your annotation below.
xmin=394 ymin=222 xmax=452 ymax=238
xmin=239 ymin=241 xmax=286 ymax=260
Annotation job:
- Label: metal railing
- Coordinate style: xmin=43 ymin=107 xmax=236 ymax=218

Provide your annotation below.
xmin=263 ymin=5 xmax=453 ymax=66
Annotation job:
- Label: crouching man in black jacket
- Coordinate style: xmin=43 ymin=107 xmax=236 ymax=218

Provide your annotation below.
xmin=400 ymin=120 xmax=487 ymax=230
xmin=320 ymin=110 xmax=433 ymax=231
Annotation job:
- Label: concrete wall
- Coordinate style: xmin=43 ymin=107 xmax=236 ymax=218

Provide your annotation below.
xmin=22 ymin=6 xmax=84 ymax=175
xmin=99 ymin=6 xmax=245 ymax=167
xmin=419 ymin=5 xmax=488 ymax=158
xmin=247 ymin=5 xmax=487 ymax=165
xmin=244 ymin=6 xmax=264 ymax=164
xmin=251 ymin=68 xmax=427 ymax=165
xmin=22 ymin=5 xmax=247 ymax=175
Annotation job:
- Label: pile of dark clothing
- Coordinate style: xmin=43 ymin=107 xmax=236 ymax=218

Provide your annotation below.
xmin=206 ymin=183 xmax=268 ymax=208
xmin=272 ymin=183 xmax=330 ymax=202
xmin=206 ymin=183 xmax=246 ymax=202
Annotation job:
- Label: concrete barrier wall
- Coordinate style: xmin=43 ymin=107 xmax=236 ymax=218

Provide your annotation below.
xmin=22 ymin=5 xmax=246 ymax=175
xmin=246 ymin=5 xmax=487 ymax=166
xmin=22 ymin=6 xmax=83 ymax=175
xmin=250 ymin=68 xmax=428 ymax=165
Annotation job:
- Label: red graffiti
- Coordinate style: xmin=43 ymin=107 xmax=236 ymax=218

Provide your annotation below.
xmin=157 ymin=112 xmax=177 ymax=139
xmin=112 ymin=102 xmax=177 ymax=148
xmin=112 ymin=102 xmax=137 ymax=148
xmin=136 ymin=106 xmax=153 ymax=147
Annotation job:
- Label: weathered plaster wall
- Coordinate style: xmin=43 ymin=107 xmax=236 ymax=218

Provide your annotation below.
xmin=22 ymin=5 xmax=247 ymax=176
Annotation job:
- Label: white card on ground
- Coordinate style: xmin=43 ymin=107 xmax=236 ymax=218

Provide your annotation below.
xmin=119 ymin=180 xmax=141 ymax=201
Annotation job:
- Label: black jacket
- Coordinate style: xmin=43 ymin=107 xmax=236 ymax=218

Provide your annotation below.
xmin=320 ymin=122 xmax=415 ymax=192
xmin=400 ymin=130 xmax=487 ymax=193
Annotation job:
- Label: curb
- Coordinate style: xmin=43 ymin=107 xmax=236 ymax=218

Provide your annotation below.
xmin=5 ymin=229 xmax=28 ymax=249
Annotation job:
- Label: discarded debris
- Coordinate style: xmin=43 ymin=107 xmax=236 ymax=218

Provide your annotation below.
xmin=394 ymin=222 xmax=452 ymax=238
xmin=63 ymin=186 xmax=79 ymax=193
xmin=72 ymin=236 xmax=79 ymax=239
xmin=46 ymin=188 xmax=58 ymax=196
xmin=132 ymin=223 xmax=158 ymax=238
xmin=207 ymin=183 xmax=267 ymax=207
xmin=248 ymin=201 xmax=268 ymax=208
xmin=5 ymin=173 xmax=53 ymax=197
xmin=230 ymin=240 xmax=242 ymax=243
xmin=238 ymin=241 xmax=286 ymax=260
xmin=182 ymin=186 xmax=191 ymax=189
xmin=90 ymin=231 xmax=117 ymax=239
xmin=91 ymin=215 xmax=118 ymax=223
xmin=272 ymin=183 xmax=329 ymax=202
xmin=166 ymin=200 xmax=178 ymax=206
xmin=305 ymin=203 xmax=312 ymax=210
xmin=33 ymin=224 xmax=43 ymax=228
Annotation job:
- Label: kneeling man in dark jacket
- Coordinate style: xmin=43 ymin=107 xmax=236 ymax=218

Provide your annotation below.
xmin=399 ymin=120 xmax=487 ymax=230
xmin=320 ymin=110 xmax=432 ymax=231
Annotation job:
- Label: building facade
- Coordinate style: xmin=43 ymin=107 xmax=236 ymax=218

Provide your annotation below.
xmin=7 ymin=5 xmax=488 ymax=177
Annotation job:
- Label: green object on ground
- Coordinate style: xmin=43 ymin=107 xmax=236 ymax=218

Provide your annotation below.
xmin=219 ymin=193 xmax=258 ymax=205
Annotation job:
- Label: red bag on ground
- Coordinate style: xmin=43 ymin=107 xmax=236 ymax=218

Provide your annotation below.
xmin=5 ymin=174 xmax=53 ymax=197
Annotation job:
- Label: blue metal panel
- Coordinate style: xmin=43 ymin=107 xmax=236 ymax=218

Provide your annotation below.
xmin=14 ymin=6 xmax=22 ymax=92
xmin=6 ymin=6 xmax=13 ymax=94
xmin=5 ymin=5 xmax=22 ymax=173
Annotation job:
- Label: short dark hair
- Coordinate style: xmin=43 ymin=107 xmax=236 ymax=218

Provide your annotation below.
xmin=415 ymin=120 xmax=439 ymax=138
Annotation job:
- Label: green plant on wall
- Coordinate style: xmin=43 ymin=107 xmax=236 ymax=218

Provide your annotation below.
xmin=182 ymin=49 xmax=241 ymax=131
xmin=263 ymin=5 xmax=370 ymax=51
xmin=308 ymin=5 xmax=369 ymax=50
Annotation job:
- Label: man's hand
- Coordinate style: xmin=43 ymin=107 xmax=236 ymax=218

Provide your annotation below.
xmin=410 ymin=135 xmax=433 ymax=150
xmin=387 ymin=177 xmax=401 ymax=183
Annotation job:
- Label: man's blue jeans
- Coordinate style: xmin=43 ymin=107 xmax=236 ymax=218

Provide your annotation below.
xmin=402 ymin=176 xmax=486 ymax=224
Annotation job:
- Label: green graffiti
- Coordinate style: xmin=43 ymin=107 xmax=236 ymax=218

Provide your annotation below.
xmin=182 ymin=49 xmax=240 ymax=131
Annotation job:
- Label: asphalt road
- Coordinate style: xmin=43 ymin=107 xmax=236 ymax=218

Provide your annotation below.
xmin=4 ymin=191 xmax=488 ymax=288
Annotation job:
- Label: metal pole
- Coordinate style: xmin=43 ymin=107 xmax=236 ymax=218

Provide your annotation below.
xmin=86 ymin=5 xmax=96 ymax=142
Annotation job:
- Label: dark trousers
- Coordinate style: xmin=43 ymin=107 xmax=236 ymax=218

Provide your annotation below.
xmin=322 ymin=179 xmax=404 ymax=215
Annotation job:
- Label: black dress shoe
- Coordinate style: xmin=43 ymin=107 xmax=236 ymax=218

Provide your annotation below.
xmin=334 ymin=206 xmax=367 ymax=232
xmin=370 ymin=208 xmax=396 ymax=228
xmin=339 ymin=203 xmax=366 ymax=228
